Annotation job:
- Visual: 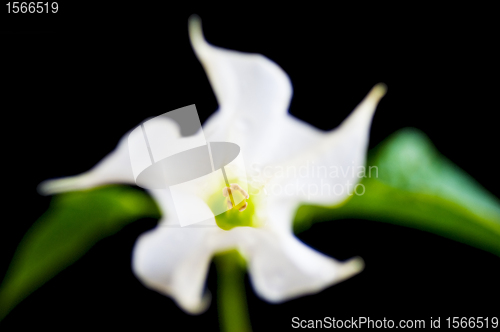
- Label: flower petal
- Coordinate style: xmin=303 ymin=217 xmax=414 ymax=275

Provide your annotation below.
xmin=189 ymin=16 xmax=385 ymax=192
xmin=189 ymin=15 xmax=292 ymax=119
xmin=229 ymin=227 xmax=364 ymax=302
xmin=147 ymin=189 xmax=180 ymax=226
xmin=264 ymin=84 xmax=387 ymax=207
xmin=204 ymin=109 xmax=324 ymax=170
xmin=132 ymin=224 xmax=218 ymax=314
xmin=132 ymin=190 xmax=221 ymax=314
xmin=189 ymin=16 xmax=313 ymax=167
xmin=37 ymin=134 xmax=135 ymax=195
xmin=37 ymin=112 xmax=195 ymax=195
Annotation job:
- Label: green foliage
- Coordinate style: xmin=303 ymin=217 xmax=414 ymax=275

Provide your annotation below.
xmin=294 ymin=128 xmax=500 ymax=256
xmin=2 ymin=127 xmax=500 ymax=322
xmin=0 ymin=186 xmax=160 ymax=321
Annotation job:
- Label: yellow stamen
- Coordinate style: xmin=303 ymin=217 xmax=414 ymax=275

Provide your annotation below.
xmin=222 ymin=183 xmax=249 ymax=212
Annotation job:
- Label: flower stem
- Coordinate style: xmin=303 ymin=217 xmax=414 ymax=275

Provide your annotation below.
xmin=215 ymin=250 xmax=252 ymax=332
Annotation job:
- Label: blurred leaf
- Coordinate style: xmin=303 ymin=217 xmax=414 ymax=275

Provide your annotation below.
xmin=294 ymin=128 xmax=500 ymax=256
xmin=0 ymin=186 xmax=160 ymax=321
xmin=3 ymin=128 xmax=500 ymax=322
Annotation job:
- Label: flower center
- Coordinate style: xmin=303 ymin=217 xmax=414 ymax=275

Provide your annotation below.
xmin=207 ymin=182 xmax=259 ymax=230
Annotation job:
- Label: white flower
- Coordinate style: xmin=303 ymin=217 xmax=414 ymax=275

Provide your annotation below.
xmin=38 ymin=16 xmax=386 ymax=314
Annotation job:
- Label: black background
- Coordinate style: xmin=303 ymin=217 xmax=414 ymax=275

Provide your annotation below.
xmin=1 ymin=2 xmax=499 ymax=331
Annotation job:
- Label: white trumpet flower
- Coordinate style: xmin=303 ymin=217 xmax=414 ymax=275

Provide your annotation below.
xmin=39 ymin=16 xmax=386 ymax=314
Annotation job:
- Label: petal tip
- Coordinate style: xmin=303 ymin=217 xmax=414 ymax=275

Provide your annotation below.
xmin=369 ymin=83 xmax=388 ymax=102
xmin=178 ymin=290 xmax=212 ymax=315
xmin=336 ymin=256 xmax=365 ymax=282
xmin=36 ymin=181 xmax=51 ymax=196
xmin=188 ymin=14 xmax=205 ymax=50
xmin=36 ymin=174 xmax=90 ymax=196
xmin=37 ymin=178 xmax=67 ymax=196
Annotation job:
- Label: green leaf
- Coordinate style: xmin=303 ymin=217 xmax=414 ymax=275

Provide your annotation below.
xmin=294 ymin=128 xmax=500 ymax=256
xmin=0 ymin=185 xmax=160 ymax=321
